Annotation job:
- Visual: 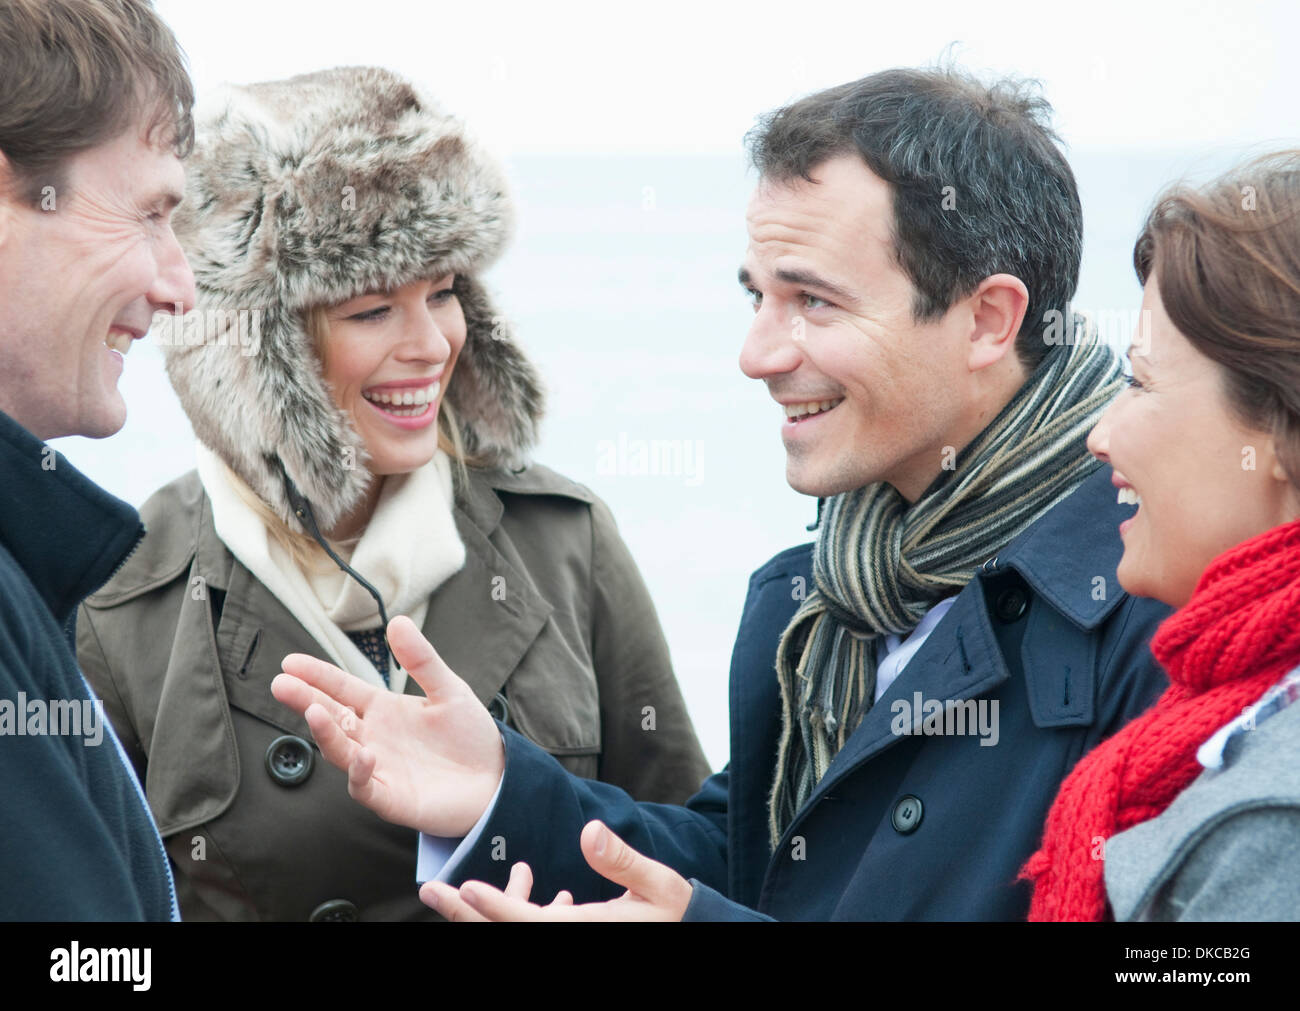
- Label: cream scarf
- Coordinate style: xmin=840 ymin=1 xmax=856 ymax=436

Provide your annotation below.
xmin=196 ymin=443 xmax=466 ymax=694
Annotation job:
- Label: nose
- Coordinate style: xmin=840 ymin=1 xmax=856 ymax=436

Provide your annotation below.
xmin=399 ymin=300 xmax=454 ymax=365
xmin=149 ymin=225 xmax=196 ymax=316
xmin=1086 ymin=400 xmax=1114 ymax=463
xmin=739 ymin=301 xmax=804 ymax=381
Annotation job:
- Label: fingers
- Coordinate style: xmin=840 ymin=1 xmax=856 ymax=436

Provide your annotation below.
xmin=386 ymin=616 xmax=461 ymax=701
xmin=271 ymin=672 xmax=358 ymax=728
xmin=279 ymin=652 xmax=377 ymax=715
xmin=420 ymin=864 xmax=545 ymax=923
xmin=503 ymin=862 xmax=534 ymax=900
xmin=301 ymin=701 xmax=361 ymax=773
xmin=550 ymin=890 xmax=574 ymax=907
xmin=420 ymin=881 xmax=490 ymax=922
xmin=578 ymin=821 xmax=689 ymax=910
xmin=458 ymin=881 xmax=560 ymax=922
xmin=345 ymin=745 xmax=383 ymax=809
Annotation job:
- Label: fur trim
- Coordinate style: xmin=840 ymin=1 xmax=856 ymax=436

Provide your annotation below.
xmin=165 ymin=66 xmax=543 ymax=532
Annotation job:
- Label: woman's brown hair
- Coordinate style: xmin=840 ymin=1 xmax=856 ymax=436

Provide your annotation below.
xmin=1135 ymin=150 xmax=1300 ymax=487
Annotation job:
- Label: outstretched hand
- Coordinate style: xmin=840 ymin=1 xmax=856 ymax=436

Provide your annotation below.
xmin=419 ymin=821 xmax=693 ymax=921
xmin=271 ymin=615 xmax=504 ymax=837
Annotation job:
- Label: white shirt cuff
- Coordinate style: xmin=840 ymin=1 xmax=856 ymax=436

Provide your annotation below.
xmin=415 ymin=773 xmax=504 ymax=883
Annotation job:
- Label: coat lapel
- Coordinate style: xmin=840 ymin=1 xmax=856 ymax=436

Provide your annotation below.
xmin=776 ymin=580 xmax=1012 ymax=848
xmin=411 ymin=499 xmax=554 ymax=707
xmin=211 ymin=471 xmax=553 ymax=721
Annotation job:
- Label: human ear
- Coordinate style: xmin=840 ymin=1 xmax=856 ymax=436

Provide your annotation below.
xmin=967 ymin=273 xmax=1029 ymax=373
xmin=1256 ymin=433 xmax=1300 ymax=522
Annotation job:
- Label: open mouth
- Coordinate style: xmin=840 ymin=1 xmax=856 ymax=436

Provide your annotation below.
xmin=784 ymin=397 xmax=845 ymax=423
xmin=362 ymin=381 xmax=440 ymax=418
xmin=1116 ymin=483 xmax=1142 ymax=537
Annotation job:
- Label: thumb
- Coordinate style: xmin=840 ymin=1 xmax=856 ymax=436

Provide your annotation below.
xmin=578 ymin=821 xmax=674 ymax=901
xmin=386 ymin=615 xmax=459 ymax=700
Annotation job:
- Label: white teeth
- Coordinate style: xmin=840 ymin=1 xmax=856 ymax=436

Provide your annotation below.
xmin=1117 ymin=487 xmax=1141 ymax=506
xmin=105 ymin=330 xmax=133 ymax=355
xmin=784 ymin=397 xmax=844 ymax=420
xmin=362 ymin=382 xmax=439 ymax=412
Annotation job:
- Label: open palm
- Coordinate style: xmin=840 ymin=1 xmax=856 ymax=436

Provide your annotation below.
xmin=271 ymin=615 xmax=504 ymax=837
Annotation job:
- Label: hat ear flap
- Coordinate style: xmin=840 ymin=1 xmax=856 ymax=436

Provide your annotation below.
xmin=447 ymin=275 xmax=544 ymax=470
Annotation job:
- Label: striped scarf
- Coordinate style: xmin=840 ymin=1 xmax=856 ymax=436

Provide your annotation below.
xmin=769 ymin=331 xmax=1124 ymax=846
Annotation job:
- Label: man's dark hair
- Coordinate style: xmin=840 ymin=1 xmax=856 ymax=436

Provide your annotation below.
xmin=747 ymin=66 xmax=1081 ymax=372
xmin=0 ymin=0 xmax=194 ymax=206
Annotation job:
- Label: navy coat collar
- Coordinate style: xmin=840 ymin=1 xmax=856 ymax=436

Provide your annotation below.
xmin=995 ymin=463 xmax=1130 ymax=630
xmin=0 ymin=410 xmax=143 ymax=625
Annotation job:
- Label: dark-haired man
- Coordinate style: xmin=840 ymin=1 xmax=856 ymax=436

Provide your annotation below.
xmin=0 ymin=0 xmax=195 ymax=919
xmin=274 ymin=67 xmax=1171 ymax=920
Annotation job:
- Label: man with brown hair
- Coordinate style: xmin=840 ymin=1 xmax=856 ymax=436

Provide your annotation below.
xmin=0 ymin=0 xmax=195 ymax=919
xmin=275 ymin=67 xmax=1173 ymax=920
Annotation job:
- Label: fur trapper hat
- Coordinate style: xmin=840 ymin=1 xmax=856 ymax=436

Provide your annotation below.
xmin=165 ymin=66 xmax=543 ymax=533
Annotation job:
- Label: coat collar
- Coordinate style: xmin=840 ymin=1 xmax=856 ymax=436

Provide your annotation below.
xmin=191 ymin=464 xmax=580 ymax=735
xmin=994 ymin=463 xmax=1130 ymax=630
xmin=0 ymin=409 xmax=143 ymax=625
xmin=90 ymin=462 xmax=595 ymax=603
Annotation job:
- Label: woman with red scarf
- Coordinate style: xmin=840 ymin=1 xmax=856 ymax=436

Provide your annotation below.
xmin=1023 ymin=150 xmax=1300 ymax=921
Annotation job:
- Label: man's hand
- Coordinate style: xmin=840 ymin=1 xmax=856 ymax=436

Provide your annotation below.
xmin=271 ymin=615 xmax=504 ymax=837
xmin=422 ymin=861 xmax=576 ymax=922
xmin=419 ymin=820 xmax=694 ymax=921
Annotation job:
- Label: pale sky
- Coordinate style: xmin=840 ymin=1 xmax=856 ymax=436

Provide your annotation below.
xmin=157 ymin=0 xmax=1297 ymax=156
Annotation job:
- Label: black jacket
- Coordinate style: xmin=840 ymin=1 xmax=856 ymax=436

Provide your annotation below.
xmin=0 ymin=409 xmax=175 ymax=920
xmin=446 ymin=465 xmax=1172 ymax=919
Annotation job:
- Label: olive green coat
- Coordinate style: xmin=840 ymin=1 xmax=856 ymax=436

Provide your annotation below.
xmin=77 ymin=463 xmax=710 ymax=921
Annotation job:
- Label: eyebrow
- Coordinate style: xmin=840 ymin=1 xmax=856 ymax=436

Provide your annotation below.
xmin=737 ymin=265 xmax=859 ymax=307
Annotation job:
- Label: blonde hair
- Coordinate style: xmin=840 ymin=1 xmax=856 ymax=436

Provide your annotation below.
xmin=244 ymin=306 xmax=478 ymax=571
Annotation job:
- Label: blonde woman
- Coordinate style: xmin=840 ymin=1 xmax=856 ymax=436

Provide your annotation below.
xmin=76 ymin=67 xmax=710 ymax=921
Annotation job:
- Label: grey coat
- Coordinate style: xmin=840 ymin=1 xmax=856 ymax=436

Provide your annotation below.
xmin=1106 ymin=692 xmax=1300 ymax=921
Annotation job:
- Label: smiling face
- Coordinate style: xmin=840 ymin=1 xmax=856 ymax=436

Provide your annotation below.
xmin=319 ymin=275 xmax=466 ymax=477
xmin=0 ymin=122 xmax=195 ymax=440
xmin=738 ymin=154 xmax=1028 ymax=501
xmin=1086 ymin=277 xmax=1300 ymax=607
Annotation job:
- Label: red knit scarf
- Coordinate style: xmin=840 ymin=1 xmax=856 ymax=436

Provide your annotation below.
xmin=1022 ymin=517 xmax=1300 ymax=921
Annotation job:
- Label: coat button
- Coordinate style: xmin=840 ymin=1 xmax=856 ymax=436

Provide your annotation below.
xmin=891 ymin=795 xmax=924 ymax=834
xmin=487 ymin=692 xmax=510 ymax=723
xmin=265 ymin=735 xmax=314 ymax=786
xmin=994 ymin=586 xmax=1029 ymax=624
xmin=309 ymin=899 xmax=359 ymax=922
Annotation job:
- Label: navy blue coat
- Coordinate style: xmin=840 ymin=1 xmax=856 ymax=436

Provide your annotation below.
xmin=448 ymin=466 xmax=1171 ymax=919
xmin=0 ymin=409 xmax=175 ymax=920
